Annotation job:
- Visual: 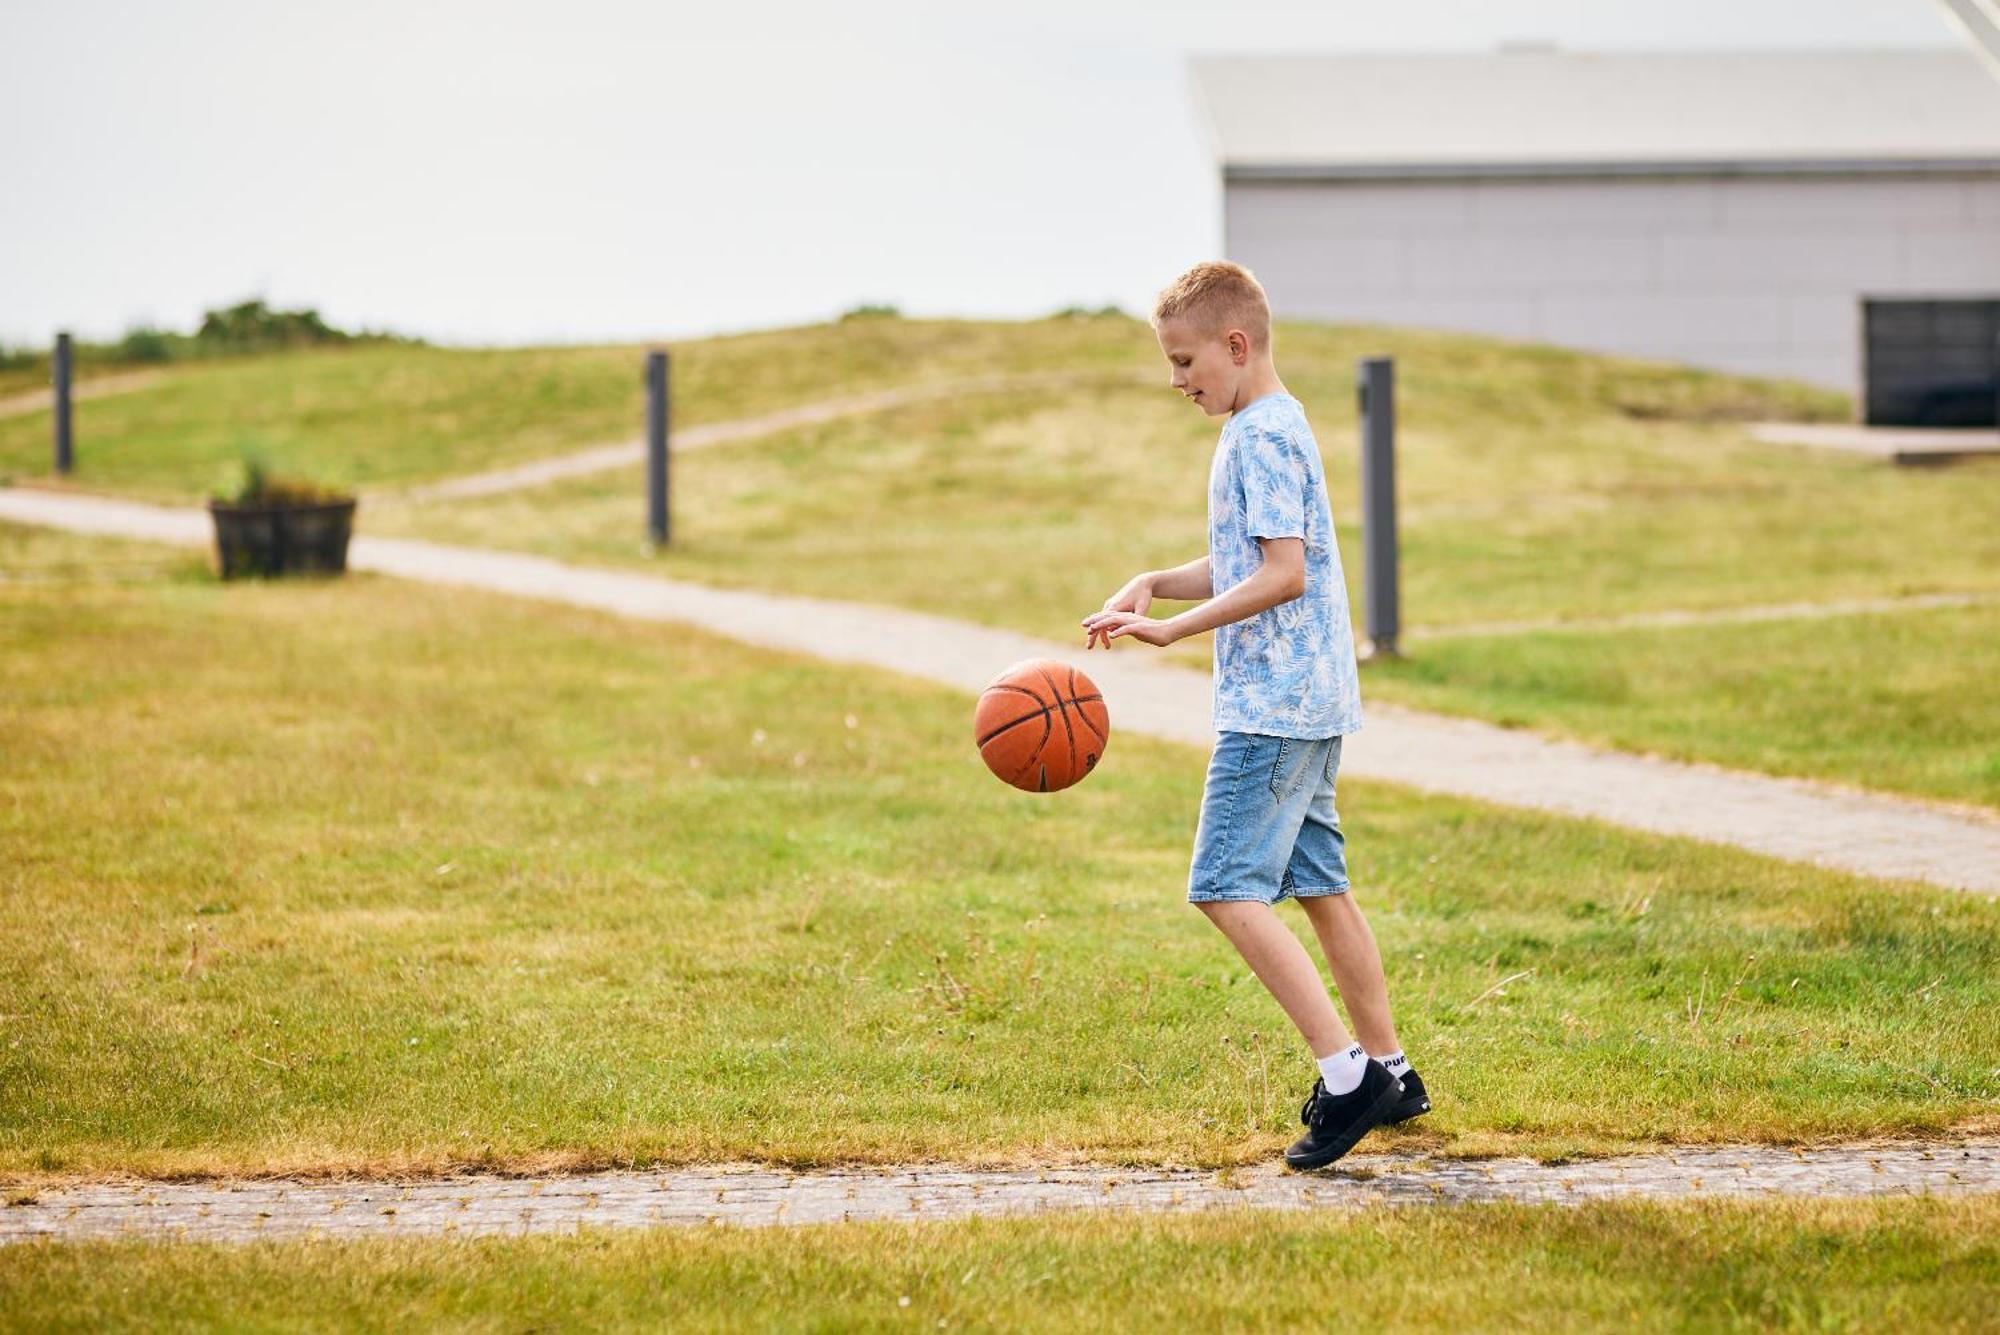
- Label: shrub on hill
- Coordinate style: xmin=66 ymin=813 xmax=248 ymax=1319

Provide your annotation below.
xmin=116 ymin=327 xmax=179 ymax=363
xmin=195 ymin=299 xmax=354 ymax=352
xmin=4 ymin=300 xmax=420 ymax=381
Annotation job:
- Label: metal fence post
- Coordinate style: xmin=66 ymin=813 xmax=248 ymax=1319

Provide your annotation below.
xmin=1356 ymin=356 xmax=1400 ymax=659
xmin=53 ymin=332 xmax=73 ymax=474
xmin=646 ymin=350 xmax=670 ymax=546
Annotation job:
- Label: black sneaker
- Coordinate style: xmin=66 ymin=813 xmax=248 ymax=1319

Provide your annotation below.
xmin=1284 ymin=1060 xmax=1402 ymax=1170
xmin=1382 ymin=1067 xmax=1431 ymax=1124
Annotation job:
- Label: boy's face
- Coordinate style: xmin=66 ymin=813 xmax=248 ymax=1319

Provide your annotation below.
xmin=1154 ymin=316 xmax=1249 ymax=417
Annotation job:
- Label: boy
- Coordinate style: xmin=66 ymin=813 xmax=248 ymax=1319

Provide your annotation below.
xmin=1079 ymin=261 xmax=1427 ymax=1170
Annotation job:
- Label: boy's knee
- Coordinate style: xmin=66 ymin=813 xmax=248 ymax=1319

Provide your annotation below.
xmin=1304 ymin=889 xmax=1363 ymax=919
xmin=1193 ymin=898 xmax=1259 ymax=925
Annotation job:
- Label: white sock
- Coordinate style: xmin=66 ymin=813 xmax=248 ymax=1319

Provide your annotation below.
xmin=1315 ymin=1042 xmax=1368 ymax=1096
xmin=1376 ymin=1050 xmax=1410 ymax=1079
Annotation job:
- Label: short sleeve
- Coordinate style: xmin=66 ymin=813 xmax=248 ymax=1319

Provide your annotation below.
xmin=1237 ymin=429 xmax=1306 ymax=541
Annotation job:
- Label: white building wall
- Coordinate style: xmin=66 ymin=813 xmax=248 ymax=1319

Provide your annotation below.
xmin=1225 ymin=174 xmax=2000 ymax=392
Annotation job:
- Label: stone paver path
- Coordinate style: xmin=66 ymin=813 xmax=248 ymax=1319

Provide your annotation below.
xmin=4 ymin=486 xmax=1997 ymax=895
xmin=5 ymin=1141 xmax=1996 ymax=1245
xmin=400 ymin=371 xmax=1147 ymax=502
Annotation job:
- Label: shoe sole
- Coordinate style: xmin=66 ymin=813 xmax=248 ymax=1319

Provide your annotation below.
xmin=1381 ymin=1095 xmax=1431 ymax=1125
xmin=1283 ymin=1078 xmax=1403 ymax=1171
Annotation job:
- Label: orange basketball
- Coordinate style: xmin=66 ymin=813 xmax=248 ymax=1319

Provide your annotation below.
xmin=974 ymin=658 xmax=1109 ymax=793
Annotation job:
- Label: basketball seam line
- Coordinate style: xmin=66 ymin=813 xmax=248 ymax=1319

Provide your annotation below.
xmin=1019 ymin=709 xmax=1053 ymax=787
xmin=1069 ymin=668 xmax=1108 ymax=748
xmin=996 ymin=709 xmax=1054 ymax=787
xmin=976 ymin=705 xmax=1053 ymax=748
xmin=1040 ymin=664 xmax=1077 ymax=782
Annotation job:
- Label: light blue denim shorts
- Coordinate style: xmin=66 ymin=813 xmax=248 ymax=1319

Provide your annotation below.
xmin=1187 ymin=731 xmax=1350 ymax=905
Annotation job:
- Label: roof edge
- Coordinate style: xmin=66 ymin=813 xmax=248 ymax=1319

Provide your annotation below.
xmin=1224 ymin=157 xmax=2000 ymax=182
xmin=1188 ymin=45 xmax=1972 ymax=66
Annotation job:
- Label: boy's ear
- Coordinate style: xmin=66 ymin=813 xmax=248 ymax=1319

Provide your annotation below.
xmin=1227 ymin=329 xmax=1249 ymax=363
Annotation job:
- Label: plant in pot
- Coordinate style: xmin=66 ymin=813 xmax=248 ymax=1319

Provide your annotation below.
xmin=208 ymin=456 xmax=357 ymax=580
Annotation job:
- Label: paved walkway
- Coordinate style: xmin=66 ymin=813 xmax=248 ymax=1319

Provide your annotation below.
xmin=1749 ymin=421 xmax=2000 ymax=465
xmin=0 ymin=370 xmax=162 ymax=420
xmin=4 ymin=487 xmax=1997 ymax=895
xmin=1411 ymin=589 xmax=2000 ymax=641
xmin=5 ymin=1140 xmax=1995 ymax=1244
xmin=401 ymin=371 xmax=1149 ymax=502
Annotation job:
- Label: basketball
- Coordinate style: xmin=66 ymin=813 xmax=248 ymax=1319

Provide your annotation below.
xmin=974 ymin=658 xmax=1109 ymax=793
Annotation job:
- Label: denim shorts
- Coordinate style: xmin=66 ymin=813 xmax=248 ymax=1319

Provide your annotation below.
xmin=1187 ymin=731 xmax=1350 ymax=905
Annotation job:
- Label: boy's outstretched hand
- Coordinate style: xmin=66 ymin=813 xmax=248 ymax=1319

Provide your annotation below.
xmin=1081 ymin=610 xmax=1179 ymax=649
xmin=1084 ymin=571 xmax=1188 ymax=649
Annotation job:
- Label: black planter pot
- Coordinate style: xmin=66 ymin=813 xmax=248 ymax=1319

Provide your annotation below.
xmin=208 ymin=497 xmax=357 ymax=579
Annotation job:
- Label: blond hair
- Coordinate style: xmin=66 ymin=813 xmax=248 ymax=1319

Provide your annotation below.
xmin=1152 ymin=261 xmax=1272 ymax=352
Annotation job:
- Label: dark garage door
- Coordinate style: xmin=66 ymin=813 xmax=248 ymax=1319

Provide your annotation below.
xmin=1863 ymin=298 xmax=2000 ymax=428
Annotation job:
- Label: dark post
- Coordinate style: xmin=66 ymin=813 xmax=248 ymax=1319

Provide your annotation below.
xmin=1356 ymin=357 xmax=1400 ymax=659
xmin=53 ymin=332 xmax=73 ymax=474
xmin=645 ymin=349 xmax=670 ymax=546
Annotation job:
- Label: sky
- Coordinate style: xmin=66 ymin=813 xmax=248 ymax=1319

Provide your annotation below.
xmin=0 ymin=0 xmax=1965 ymax=348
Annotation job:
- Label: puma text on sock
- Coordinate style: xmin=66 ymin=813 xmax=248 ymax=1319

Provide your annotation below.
xmin=1316 ymin=1042 xmax=1368 ymax=1096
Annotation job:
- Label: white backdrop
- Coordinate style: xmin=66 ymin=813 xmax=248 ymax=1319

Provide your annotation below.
xmin=0 ymin=0 xmax=1959 ymax=347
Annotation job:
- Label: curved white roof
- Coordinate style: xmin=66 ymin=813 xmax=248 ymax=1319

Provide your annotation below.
xmin=1192 ymin=49 xmax=2000 ymax=177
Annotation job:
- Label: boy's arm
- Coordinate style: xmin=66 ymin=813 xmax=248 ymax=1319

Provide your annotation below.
xmin=1147 ymin=554 xmax=1213 ymax=601
xmin=1082 ymin=540 xmax=1302 ymax=648
xmin=1160 ymin=538 xmax=1302 ymax=640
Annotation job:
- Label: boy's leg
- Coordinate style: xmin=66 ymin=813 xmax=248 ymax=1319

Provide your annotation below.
xmin=1296 ymin=892 xmax=1401 ymax=1057
xmin=1284 ymin=736 xmax=1404 ymax=1058
xmin=1195 ymin=900 xmax=1353 ymax=1058
xmin=1189 ymin=736 xmax=1405 ymax=1166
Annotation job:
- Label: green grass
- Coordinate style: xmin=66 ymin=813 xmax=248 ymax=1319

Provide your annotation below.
xmin=365 ymin=369 xmax=2000 ymax=637
xmin=355 ymin=320 xmax=1995 ymax=644
xmin=4 ymin=522 xmax=1997 ymax=1180
xmin=5 ymin=1198 xmax=1998 ymax=1332
xmin=9 ymin=318 xmax=1993 ymax=807
xmin=0 ymin=316 xmax=1150 ymax=500
xmin=349 ymin=326 xmax=1997 ymax=806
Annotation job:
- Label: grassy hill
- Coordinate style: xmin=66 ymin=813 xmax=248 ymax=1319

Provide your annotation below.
xmin=0 ymin=316 xmax=1149 ymax=499
xmin=4 ymin=316 xmax=1995 ymax=804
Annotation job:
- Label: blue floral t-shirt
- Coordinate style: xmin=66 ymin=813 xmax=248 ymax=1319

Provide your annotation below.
xmin=1207 ymin=392 xmax=1363 ymax=738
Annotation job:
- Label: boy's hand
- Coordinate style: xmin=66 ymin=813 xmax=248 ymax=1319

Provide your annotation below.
xmin=1079 ymin=611 xmax=1180 ymax=649
xmin=1083 ymin=574 xmax=1155 ymax=649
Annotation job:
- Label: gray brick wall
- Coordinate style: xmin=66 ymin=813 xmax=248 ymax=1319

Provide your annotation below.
xmin=1227 ymin=174 xmax=2000 ymax=393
